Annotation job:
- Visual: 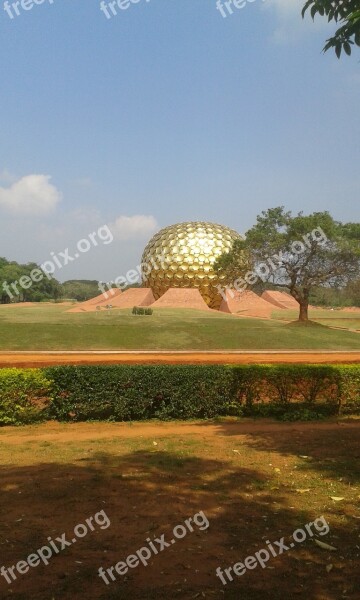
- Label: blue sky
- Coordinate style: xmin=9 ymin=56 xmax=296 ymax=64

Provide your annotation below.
xmin=0 ymin=0 xmax=359 ymax=282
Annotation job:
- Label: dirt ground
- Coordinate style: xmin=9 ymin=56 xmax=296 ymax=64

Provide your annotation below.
xmin=0 ymin=420 xmax=359 ymax=600
xmin=1 ymin=351 xmax=360 ymax=367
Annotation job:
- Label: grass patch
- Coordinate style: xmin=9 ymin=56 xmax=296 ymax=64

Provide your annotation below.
xmin=273 ymin=308 xmax=360 ymax=332
xmin=0 ymin=303 xmax=359 ymax=350
xmin=286 ymin=320 xmax=327 ymax=328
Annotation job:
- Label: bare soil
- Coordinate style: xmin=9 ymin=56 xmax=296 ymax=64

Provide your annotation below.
xmin=0 ymin=351 xmax=359 ymax=368
xmin=0 ymin=420 xmax=359 ymax=600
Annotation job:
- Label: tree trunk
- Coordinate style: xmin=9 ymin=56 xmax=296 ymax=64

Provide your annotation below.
xmin=289 ymin=286 xmax=310 ymax=323
xmin=298 ymin=300 xmax=309 ymax=322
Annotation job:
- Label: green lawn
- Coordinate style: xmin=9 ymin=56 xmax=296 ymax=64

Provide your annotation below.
xmin=0 ymin=303 xmax=359 ymax=350
xmin=273 ymin=308 xmax=360 ymax=331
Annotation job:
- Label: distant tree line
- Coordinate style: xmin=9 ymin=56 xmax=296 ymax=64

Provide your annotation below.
xmin=0 ymin=257 xmax=62 ymax=304
xmin=0 ymin=257 xmax=101 ymax=304
xmin=61 ymin=280 xmax=103 ymax=302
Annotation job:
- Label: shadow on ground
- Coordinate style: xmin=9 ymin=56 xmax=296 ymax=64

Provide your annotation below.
xmin=0 ymin=436 xmax=359 ymax=599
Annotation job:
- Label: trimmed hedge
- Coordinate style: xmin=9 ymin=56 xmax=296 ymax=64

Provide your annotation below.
xmin=0 ymin=368 xmax=52 ymax=425
xmin=0 ymin=364 xmax=359 ymax=425
xmin=132 ymin=306 xmax=153 ymax=315
xmin=45 ymin=365 xmax=234 ymax=422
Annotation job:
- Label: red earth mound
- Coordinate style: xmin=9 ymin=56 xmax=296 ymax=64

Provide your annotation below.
xmin=101 ymin=287 xmax=155 ymax=308
xmin=262 ymin=290 xmax=299 ymax=309
xmin=66 ymin=288 xmax=122 ymax=313
xmin=151 ymin=288 xmax=211 ymax=311
xmin=220 ymin=289 xmax=275 ymax=318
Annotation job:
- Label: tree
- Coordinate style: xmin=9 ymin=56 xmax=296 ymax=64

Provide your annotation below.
xmin=302 ymin=0 xmax=360 ymax=57
xmin=347 ymin=278 xmax=360 ymax=306
xmin=216 ymin=207 xmax=360 ymax=323
xmin=0 ymin=257 xmax=64 ymax=303
xmin=62 ymin=280 xmax=101 ymax=301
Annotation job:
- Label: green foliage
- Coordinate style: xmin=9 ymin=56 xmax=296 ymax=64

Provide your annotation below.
xmin=309 ymin=283 xmax=360 ymax=308
xmin=0 ymin=369 xmax=52 ymax=425
xmin=231 ymin=364 xmax=340 ymax=408
xmin=302 ymin=0 xmax=360 ymax=57
xmin=278 ymin=408 xmax=327 ymax=422
xmin=132 ymin=306 xmax=153 ymax=315
xmin=216 ymin=208 xmax=360 ymax=322
xmin=214 ymin=238 xmax=251 ymax=285
xmin=0 ymin=257 xmax=106 ymax=304
xmin=337 ymin=365 xmax=360 ymax=414
xmin=0 ymin=256 xmax=62 ymax=304
xmin=45 ymin=365 xmax=234 ymax=421
xmin=1 ymin=364 xmax=359 ymax=425
xmin=62 ymin=280 xmax=101 ymax=302
xmin=44 ymin=364 xmax=360 ymax=422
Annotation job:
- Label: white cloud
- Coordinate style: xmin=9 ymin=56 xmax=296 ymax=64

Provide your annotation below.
xmin=109 ymin=215 xmax=158 ymax=241
xmin=267 ymin=0 xmax=302 ymax=19
xmin=0 ymin=175 xmax=61 ymax=215
xmin=265 ymin=0 xmax=329 ymax=44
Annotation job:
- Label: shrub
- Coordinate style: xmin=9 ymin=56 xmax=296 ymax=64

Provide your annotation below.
xmin=230 ymin=365 xmax=266 ymax=408
xmin=0 ymin=369 xmax=52 ymax=425
xmin=45 ymin=365 xmax=234 ymax=421
xmin=278 ymin=408 xmax=327 ymax=422
xmin=230 ymin=365 xmax=342 ymax=408
xmin=132 ymin=306 xmax=152 ymax=315
xmin=337 ymin=365 xmax=360 ymax=414
xmin=1 ymin=364 xmax=359 ymax=424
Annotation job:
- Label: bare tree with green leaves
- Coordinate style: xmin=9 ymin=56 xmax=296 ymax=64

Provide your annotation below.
xmin=215 ymin=208 xmax=360 ymax=323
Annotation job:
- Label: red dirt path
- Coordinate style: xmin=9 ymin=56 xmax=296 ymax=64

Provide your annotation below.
xmin=0 ymin=351 xmax=359 ymax=368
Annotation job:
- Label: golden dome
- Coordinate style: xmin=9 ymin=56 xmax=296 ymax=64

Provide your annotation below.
xmin=141 ymin=221 xmax=242 ymax=309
